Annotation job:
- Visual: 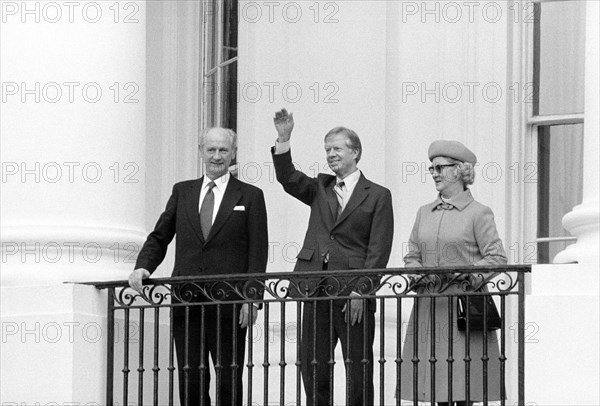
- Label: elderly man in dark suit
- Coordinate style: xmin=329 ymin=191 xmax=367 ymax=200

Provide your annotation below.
xmin=129 ymin=127 xmax=268 ymax=406
xmin=271 ymin=109 xmax=394 ymax=405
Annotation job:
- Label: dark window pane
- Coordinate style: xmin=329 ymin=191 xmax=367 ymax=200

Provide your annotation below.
xmin=221 ymin=61 xmax=238 ymax=133
xmin=223 ymin=0 xmax=238 ymax=61
xmin=200 ymin=0 xmax=238 ymax=131
xmin=537 ymin=124 xmax=584 ymax=263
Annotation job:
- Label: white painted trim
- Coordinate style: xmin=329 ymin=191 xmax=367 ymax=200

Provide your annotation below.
xmin=1 ymin=225 xmax=147 ymax=245
xmin=528 ymin=113 xmax=584 ymax=126
xmin=506 ymin=0 xmax=538 ymax=265
xmin=535 ymin=236 xmax=577 ymax=242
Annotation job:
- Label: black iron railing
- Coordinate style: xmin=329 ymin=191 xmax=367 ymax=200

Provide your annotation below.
xmin=89 ymin=265 xmax=529 ymax=406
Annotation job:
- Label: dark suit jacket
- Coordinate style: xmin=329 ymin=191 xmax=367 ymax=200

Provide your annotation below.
xmin=135 ymin=175 xmax=268 ymax=299
xmin=272 ymin=149 xmax=393 ymax=302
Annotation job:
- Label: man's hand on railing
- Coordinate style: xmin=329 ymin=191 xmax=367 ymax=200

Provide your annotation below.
xmin=342 ymin=292 xmax=364 ymax=325
xmin=468 ymin=272 xmax=487 ymax=287
xmin=239 ymin=303 xmax=258 ymax=329
xmin=128 ymin=268 xmax=150 ymax=292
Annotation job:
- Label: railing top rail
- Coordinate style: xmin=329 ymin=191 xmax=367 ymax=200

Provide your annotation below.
xmin=82 ymin=264 xmax=531 ymax=290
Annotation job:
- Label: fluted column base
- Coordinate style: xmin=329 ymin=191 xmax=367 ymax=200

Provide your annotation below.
xmin=1 ymin=225 xmax=147 ymax=286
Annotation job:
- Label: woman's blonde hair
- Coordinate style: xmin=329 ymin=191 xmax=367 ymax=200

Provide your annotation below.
xmin=451 ymin=159 xmax=475 ymax=186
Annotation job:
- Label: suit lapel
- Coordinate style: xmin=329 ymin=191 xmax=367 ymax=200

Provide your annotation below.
xmin=185 ymin=177 xmax=205 ymax=243
xmin=334 ymin=174 xmax=370 ymax=226
xmin=205 ymin=176 xmax=242 ymax=244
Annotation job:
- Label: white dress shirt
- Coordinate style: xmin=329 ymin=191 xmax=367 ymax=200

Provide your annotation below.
xmin=199 ymin=172 xmax=231 ymax=223
xmin=336 ymin=168 xmax=360 ymax=210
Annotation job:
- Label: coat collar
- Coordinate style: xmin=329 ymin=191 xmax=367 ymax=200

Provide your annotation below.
xmin=185 ymin=178 xmax=204 ymax=242
xmin=430 ymin=188 xmax=474 ymax=212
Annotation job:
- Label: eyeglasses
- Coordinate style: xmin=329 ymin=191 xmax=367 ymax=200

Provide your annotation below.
xmin=428 ymin=163 xmax=457 ymax=174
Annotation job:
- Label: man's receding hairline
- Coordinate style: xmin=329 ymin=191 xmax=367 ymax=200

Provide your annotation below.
xmin=200 ymin=127 xmax=237 ymax=149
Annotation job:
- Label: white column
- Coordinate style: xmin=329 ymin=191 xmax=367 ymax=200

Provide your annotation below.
xmin=0 ymin=0 xmax=147 ymax=285
xmin=554 ymin=1 xmax=600 ymax=264
xmin=0 ymin=2 xmax=146 ymax=403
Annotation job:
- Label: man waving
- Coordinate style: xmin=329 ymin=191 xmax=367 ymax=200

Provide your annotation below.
xmin=271 ymin=109 xmax=393 ymax=405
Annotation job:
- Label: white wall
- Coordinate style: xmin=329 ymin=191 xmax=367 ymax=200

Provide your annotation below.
xmin=237 ymin=1 xmax=388 ymax=272
xmin=526 ymin=264 xmax=600 ymax=405
xmin=385 ymin=1 xmax=511 ymax=266
xmin=237 ymin=1 xmax=513 ymax=272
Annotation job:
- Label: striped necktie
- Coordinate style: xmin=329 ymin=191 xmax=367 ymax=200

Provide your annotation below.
xmin=334 ymin=181 xmax=345 ymax=219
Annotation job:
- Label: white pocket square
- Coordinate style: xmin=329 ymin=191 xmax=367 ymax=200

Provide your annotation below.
xmin=233 ymin=205 xmax=245 ymax=211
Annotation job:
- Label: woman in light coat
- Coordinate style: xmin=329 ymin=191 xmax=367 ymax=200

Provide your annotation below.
xmin=398 ymin=140 xmax=507 ymax=406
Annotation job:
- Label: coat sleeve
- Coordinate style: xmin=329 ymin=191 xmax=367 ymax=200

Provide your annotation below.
xmin=241 ymin=187 xmax=269 ymax=303
xmin=353 ymin=188 xmax=394 ymax=295
xmin=246 ymin=187 xmax=269 ymax=275
xmin=364 ymin=188 xmax=394 ymax=269
xmin=473 ymin=205 xmax=507 ymax=266
xmin=403 ymin=207 xmax=424 ymax=267
xmin=134 ymin=184 xmax=178 ymax=273
xmin=271 ymin=148 xmax=318 ymax=206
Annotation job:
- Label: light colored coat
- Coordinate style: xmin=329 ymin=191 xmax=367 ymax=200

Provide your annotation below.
xmin=399 ymin=189 xmax=507 ymax=402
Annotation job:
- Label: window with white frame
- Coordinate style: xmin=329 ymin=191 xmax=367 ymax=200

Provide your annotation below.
xmin=199 ymin=0 xmax=239 ymax=175
xmin=532 ymin=0 xmax=585 ymax=263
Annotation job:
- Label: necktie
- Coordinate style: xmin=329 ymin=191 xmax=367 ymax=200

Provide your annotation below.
xmin=200 ymin=181 xmax=216 ymax=239
xmin=334 ymin=181 xmax=345 ymax=219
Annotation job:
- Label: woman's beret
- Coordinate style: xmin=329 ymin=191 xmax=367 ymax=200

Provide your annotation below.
xmin=428 ymin=140 xmax=477 ymax=163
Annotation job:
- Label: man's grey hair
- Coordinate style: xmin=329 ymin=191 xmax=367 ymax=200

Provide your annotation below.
xmin=199 ymin=127 xmax=238 ymax=149
xmin=324 ymin=126 xmax=362 ymax=163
